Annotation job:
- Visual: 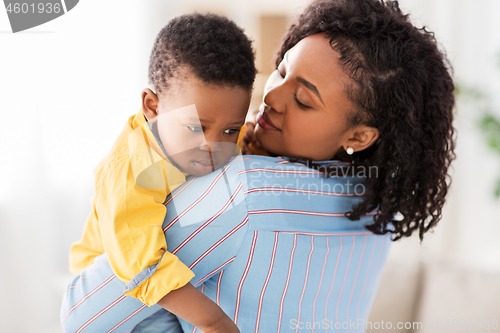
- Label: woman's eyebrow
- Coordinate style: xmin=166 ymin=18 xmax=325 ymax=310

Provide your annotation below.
xmin=295 ymin=76 xmax=325 ymax=105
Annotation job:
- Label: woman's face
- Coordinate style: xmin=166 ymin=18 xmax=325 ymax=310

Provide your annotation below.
xmin=254 ymin=33 xmax=357 ymax=161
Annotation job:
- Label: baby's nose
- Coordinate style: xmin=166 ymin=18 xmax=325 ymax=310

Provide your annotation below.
xmin=200 ymin=141 xmax=222 ymax=152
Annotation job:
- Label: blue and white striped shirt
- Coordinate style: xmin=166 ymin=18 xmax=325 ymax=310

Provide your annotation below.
xmin=61 ymin=155 xmax=391 ymax=333
xmin=164 ymin=155 xmax=391 ymax=333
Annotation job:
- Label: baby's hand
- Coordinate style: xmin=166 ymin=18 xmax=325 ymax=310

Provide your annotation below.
xmin=241 ymin=109 xmax=261 ymax=155
xmin=157 ymin=283 xmax=239 ymax=333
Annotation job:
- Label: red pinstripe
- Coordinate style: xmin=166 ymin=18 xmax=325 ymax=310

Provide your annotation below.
xmin=172 ymin=183 xmax=243 ymax=254
xmin=234 ymin=230 xmax=258 ymax=325
xmin=277 ymin=234 xmax=297 ymax=333
xmin=188 ymin=215 xmax=248 ymax=269
xmin=244 ymin=187 xmax=358 ymax=197
xmin=107 ymin=304 xmax=147 ymax=333
xmin=311 ymin=238 xmax=330 ymax=333
xmin=193 ymin=257 xmax=235 ymax=286
xmin=62 ymin=274 xmax=116 ymax=322
xmin=356 ymin=236 xmax=378 ymax=318
xmin=275 ymin=160 xmax=306 ymax=166
xmin=249 ymin=209 xmax=378 ymax=218
xmin=279 ymin=231 xmax=372 ymax=237
xmin=255 ymin=232 xmax=279 ymax=333
xmin=346 ymin=235 xmax=367 ymax=332
xmin=125 ymin=308 xmax=163 ymax=333
xmin=325 ymin=237 xmax=343 ymax=333
xmin=75 ymin=294 xmax=126 ymax=333
xmin=216 ymin=270 xmax=224 ymax=306
xmin=275 ymin=160 xmax=351 ymax=167
xmin=336 ymin=237 xmax=356 ymax=333
xmin=66 ymin=259 xmax=109 ymax=295
xmin=164 ymin=176 xmax=197 ymax=206
xmin=295 ymin=236 xmax=315 ymax=333
xmin=163 ymin=165 xmax=231 ymax=232
xmin=237 ymin=168 xmax=322 ymax=176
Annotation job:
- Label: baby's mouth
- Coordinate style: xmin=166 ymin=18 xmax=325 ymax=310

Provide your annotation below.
xmin=196 ymin=159 xmax=215 ymax=166
xmin=192 ymin=159 xmax=217 ymax=173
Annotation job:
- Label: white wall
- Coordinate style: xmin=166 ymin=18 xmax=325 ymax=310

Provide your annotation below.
xmin=392 ymin=0 xmax=500 ymax=272
xmin=0 ymin=1 xmax=146 ymax=331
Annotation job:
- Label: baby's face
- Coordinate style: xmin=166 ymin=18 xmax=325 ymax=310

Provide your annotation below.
xmin=155 ymin=78 xmax=250 ymax=176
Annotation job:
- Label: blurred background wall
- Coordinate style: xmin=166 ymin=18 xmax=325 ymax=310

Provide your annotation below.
xmin=1 ymin=0 xmax=499 ymax=332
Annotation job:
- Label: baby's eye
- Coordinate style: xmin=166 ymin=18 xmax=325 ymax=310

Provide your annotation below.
xmin=187 ymin=125 xmax=203 ymax=133
xmin=224 ymin=128 xmax=240 ymax=135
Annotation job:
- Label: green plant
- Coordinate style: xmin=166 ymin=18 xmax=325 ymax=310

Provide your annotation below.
xmin=480 ymin=113 xmax=500 ymax=197
xmin=455 ymin=78 xmax=500 ymax=198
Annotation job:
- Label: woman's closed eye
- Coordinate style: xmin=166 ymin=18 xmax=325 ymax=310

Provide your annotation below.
xmin=294 ymin=95 xmax=311 ymax=109
xmin=275 ymin=66 xmax=312 ymax=109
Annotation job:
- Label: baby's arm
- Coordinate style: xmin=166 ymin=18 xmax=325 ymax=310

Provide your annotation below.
xmin=157 ymin=282 xmax=239 ymax=333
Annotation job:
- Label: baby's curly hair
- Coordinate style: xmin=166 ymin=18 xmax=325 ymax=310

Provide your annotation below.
xmin=283 ymin=0 xmax=456 ymax=240
xmin=149 ymin=13 xmax=257 ymax=94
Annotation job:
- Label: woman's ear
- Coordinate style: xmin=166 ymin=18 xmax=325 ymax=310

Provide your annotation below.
xmin=344 ymin=125 xmax=380 ymax=153
xmin=141 ymin=88 xmax=160 ymax=122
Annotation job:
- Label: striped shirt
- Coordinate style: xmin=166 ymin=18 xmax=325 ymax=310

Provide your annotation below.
xmin=60 ymin=155 xmax=391 ymax=333
xmin=166 ymin=155 xmax=391 ymax=332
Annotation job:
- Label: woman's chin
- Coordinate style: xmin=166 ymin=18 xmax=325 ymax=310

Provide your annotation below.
xmin=258 ymin=143 xmax=283 ymax=157
xmin=254 ymin=131 xmax=281 ymax=156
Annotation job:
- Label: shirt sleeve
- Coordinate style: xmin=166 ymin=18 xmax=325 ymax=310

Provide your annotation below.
xmin=162 ymin=161 xmax=250 ymax=286
xmin=95 ymin=154 xmax=194 ymax=306
xmin=69 ymin=195 xmax=105 ymax=275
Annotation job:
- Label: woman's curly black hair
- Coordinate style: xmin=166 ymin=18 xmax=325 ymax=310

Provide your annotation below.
xmin=149 ymin=13 xmax=257 ymax=94
xmin=282 ymin=0 xmax=456 ymax=240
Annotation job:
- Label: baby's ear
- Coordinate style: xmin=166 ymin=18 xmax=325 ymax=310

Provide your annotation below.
xmin=141 ymin=88 xmax=160 ymax=122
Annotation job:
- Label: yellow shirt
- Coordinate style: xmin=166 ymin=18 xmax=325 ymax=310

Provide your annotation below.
xmin=70 ymin=110 xmax=194 ymax=306
xmin=70 ymin=111 xmax=255 ymax=306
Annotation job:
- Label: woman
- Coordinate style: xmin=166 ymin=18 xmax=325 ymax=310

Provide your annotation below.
xmin=61 ymin=0 xmax=455 ymax=332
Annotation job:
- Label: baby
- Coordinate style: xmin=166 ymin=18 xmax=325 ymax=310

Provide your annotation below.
xmin=67 ymin=13 xmax=256 ymax=332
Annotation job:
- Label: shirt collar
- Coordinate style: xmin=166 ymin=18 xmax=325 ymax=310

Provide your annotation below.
xmin=129 ymin=110 xmax=189 ymax=178
xmin=279 ymin=156 xmax=351 ymax=167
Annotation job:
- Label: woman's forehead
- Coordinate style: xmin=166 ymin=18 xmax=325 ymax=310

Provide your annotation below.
xmin=286 ymin=34 xmax=352 ymax=104
xmin=287 ymin=34 xmax=342 ymax=72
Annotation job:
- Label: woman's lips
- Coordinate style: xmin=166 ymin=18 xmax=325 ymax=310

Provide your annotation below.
xmin=256 ymin=111 xmax=280 ymax=131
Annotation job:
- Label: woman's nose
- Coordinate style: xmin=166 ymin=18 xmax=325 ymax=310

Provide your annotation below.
xmin=263 ymin=81 xmax=286 ymax=114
